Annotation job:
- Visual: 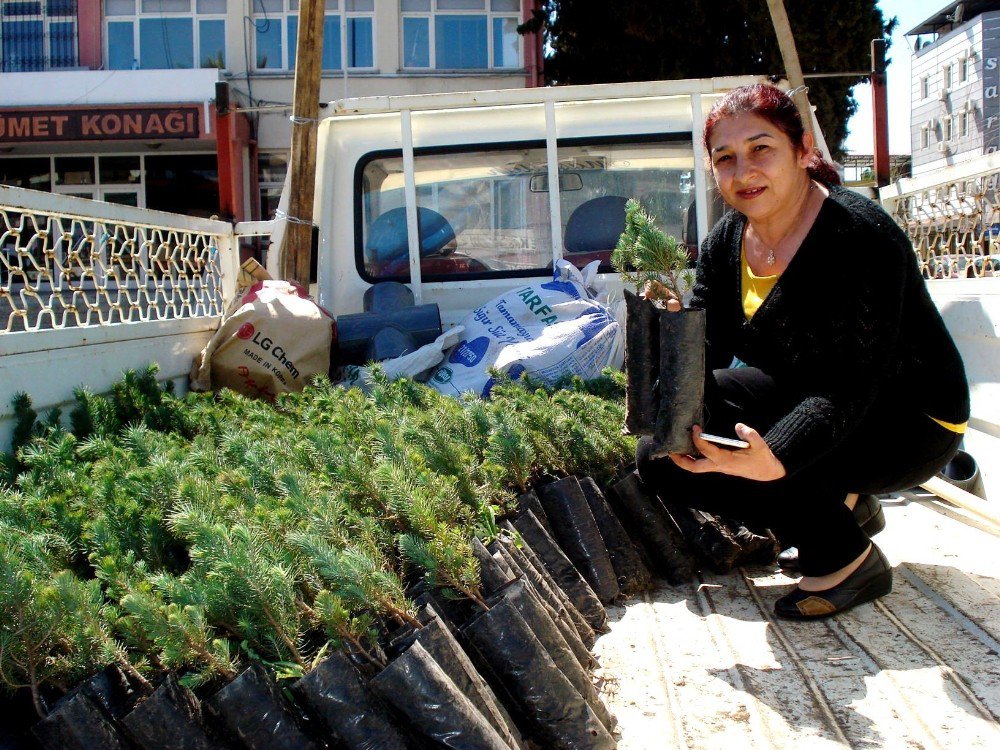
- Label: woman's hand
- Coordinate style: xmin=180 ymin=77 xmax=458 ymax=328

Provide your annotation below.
xmin=642 ymin=279 xmax=683 ymax=312
xmin=669 ymin=424 xmax=786 ymax=481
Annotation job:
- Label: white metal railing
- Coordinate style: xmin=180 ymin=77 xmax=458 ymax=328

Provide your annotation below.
xmin=0 ymin=185 xmax=239 ymax=334
xmin=879 ymin=155 xmax=1000 ymax=280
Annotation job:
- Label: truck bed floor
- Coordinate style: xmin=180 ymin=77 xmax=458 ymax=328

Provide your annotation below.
xmin=596 ymin=491 xmax=1000 ymax=748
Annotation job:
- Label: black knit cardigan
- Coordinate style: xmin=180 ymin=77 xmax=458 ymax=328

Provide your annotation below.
xmin=691 ymin=185 xmax=970 ymax=476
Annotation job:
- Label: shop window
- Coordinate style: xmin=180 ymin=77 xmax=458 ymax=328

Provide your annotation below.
xmin=54 ymin=156 xmax=95 ymax=186
xmin=144 ymin=153 xmax=219 ymax=218
xmin=0 ymin=157 xmax=51 ymax=191
xmin=401 ymin=0 xmax=521 ymax=70
xmin=253 ymin=0 xmax=375 ymax=71
xmin=105 ymin=0 xmax=226 ymax=71
xmin=258 ymin=151 xmax=288 ymax=220
xmin=0 ymin=0 xmax=78 ymax=71
xmin=357 ymin=137 xmax=691 ymax=282
xmin=100 ymin=155 xmax=141 ymax=184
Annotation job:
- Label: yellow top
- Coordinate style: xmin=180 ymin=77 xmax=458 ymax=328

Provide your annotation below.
xmin=930 ymin=416 xmax=967 ymax=434
xmin=741 ymin=246 xmax=779 ymax=320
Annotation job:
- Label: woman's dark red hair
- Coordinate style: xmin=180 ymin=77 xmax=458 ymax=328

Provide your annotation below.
xmin=703 ymin=84 xmax=841 ymax=186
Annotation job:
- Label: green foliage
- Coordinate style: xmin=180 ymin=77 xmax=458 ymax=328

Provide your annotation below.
xmin=612 ymin=198 xmax=692 ymax=299
xmin=10 ymin=392 xmax=40 ymax=457
xmin=1 ymin=363 xmax=634 ymax=705
xmin=521 ymin=0 xmax=894 ymax=158
xmin=0 ymin=520 xmax=126 ymax=717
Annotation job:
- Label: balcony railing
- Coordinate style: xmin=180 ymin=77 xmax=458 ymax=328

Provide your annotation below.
xmin=880 ymin=155 xmax=1000 ymax=280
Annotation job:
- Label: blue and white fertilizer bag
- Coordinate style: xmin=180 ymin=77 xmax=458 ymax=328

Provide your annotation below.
xmin=428 ymin=260 xmax=624 ymax=398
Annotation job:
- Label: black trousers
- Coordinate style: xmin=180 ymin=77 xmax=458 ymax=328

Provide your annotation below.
xmin=636 ymin=367 xmax=963 ymax=576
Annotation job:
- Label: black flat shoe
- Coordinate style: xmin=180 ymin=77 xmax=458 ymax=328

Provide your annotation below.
xmin=777 ymin=494 xmax=885 ymax=571
xmin=774 ymin=543 xmax=893 ymax=619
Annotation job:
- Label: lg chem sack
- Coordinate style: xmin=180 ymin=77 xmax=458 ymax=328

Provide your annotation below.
xmin=428 ymin=260 xmax=624 ymax=398
xmin=190 ymin=280 xmax=334 ymax=400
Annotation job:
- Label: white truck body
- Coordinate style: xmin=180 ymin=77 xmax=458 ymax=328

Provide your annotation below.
xmin=3 ymin=78 xmax=1000 ymax=748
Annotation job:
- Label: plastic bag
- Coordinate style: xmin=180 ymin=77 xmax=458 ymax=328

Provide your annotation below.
xmin=428 ymin=260 xmax=623 ymax=398
xmin=190 ymin=280 xmax=334 ymax=400
xmin=338 ymin=326 xmax=465 ymax=392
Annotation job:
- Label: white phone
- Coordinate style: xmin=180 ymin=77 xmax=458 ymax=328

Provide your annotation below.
xmin=699 ymin=433 xmax=750 ymax=450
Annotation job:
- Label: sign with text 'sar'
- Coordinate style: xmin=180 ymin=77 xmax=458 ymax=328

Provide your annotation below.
xmin=0 ymin=106 xmax=202 ymax=143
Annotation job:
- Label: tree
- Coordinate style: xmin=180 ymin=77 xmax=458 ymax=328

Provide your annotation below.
xmin=521 ymin=0 xmax=895 ymax=158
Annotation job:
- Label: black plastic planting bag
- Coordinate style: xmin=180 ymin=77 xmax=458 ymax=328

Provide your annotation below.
xmin=578 ymin=476 xmax=653 ymax=595
xmin=82 ymin=666 xmax=149 ymax=724
xmin=516 ymin=490 xmax=555 ymax=538
xmin=654 ymin=308 xmax=706 ymax=456
xmin=122 ymin=674 xmax=226 ymax=750
xmin=496 ymin=530 xmax=597 ymax=654
xmin=608 ymin=471 xmax=696 ymax=585
xmin=499 ymin=579 xmax=615 ymax=732
xmin=371 ymin=639 xmax=511 ymax=750
xmin=493 ymin=537 xmax=595 ymax=667
xmin=206 ymin=663 xmax=319 ymax=750
xmin=727 ymin=521 xmax=781 ymax=566
xmin=462 ymin=594 xmax=616 ymax=750
xmin=472 ymin=537 xmax=516 ymax=596
xmin=624 ymin=290 xmax=661 ymax=435
xmin=391 ymin=615 xmax=523 ymax=750
xmin=538 ymin=477 xmax=620 ymax=604
xmin=292 ymin=651 xmax=419 ymax=750
xmin=413 ymin=591 xmax=457 ymax=631
xmin=408 ymin=580 xmax=479 ymax=627
xmin=668 ymin=505 xmax=743 ymax=574
xmin=510 ymin=513 xmax=608 ymax=632
xmin=623 ymin=292 xmax=707 ymax=456
xmin=507 ymin=536 xmax=597 ymax=650
xmin=32 ymin=690 xmax=129 ymax=750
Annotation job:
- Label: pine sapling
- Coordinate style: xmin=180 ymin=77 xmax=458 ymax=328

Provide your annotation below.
xmin=291 ymin=533 xmax=421 ymax=629
xmin=308 ymin=590 xmax=385 ymax=668
xmin=0 ymin=530 xmax=107 ymax=717
xmin=611 ymin=198 xmax=693 ymax=305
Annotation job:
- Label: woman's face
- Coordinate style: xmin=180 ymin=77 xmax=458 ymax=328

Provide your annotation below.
xmin=707 ymin=112 xmax=813 ymax=221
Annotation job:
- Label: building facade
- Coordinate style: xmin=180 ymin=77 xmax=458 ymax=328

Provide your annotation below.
xmin=0 ymin=1 xmax=542 ymax=222
xmin=909 ymin=1 xmax=1000 ymax=176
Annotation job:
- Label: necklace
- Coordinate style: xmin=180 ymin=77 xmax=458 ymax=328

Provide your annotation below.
xmin=752 ymin=183 xmax=816 ymax=266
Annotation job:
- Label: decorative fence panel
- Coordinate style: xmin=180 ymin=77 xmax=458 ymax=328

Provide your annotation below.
xmin=879 ymin=159 xmax=1000 ymax=280
xmin=0 ymin=185 xmax=237 ymax=334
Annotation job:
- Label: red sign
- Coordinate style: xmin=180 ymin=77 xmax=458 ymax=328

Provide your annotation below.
xmin=0 ymin=106 xmax=202 ymax=143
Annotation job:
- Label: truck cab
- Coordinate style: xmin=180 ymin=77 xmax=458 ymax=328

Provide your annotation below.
xmin=293 ymin=78 xmax=755 ymax=325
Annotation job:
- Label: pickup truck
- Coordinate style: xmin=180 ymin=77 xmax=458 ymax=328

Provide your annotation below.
xmin=2 ymin=77 xmax=1000 ymax=748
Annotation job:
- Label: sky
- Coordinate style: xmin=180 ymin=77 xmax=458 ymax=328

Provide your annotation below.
xmin=843 ymin=0 xmax=951 ymax=154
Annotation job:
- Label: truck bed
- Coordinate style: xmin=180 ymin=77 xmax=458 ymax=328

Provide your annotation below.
xmin=597 ymin=491 xmax=1000 ymax=748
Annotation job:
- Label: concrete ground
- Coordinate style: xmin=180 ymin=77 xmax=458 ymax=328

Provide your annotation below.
xmin=596 ymin=491 xmax=1000 ymax=749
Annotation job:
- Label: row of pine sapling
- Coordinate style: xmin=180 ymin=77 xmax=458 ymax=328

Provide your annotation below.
xmin=1 ymin=365 xmax=652 ymax=750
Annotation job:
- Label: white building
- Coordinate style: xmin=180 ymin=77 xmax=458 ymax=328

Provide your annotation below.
xmin=908 ymin=1 xmax=1000 ymax=175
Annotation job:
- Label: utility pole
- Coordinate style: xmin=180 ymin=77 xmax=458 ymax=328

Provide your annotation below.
xmin=281 ymin=0 xmax=325 ymax=287
xmin=871 ymin=38 xmax=891 ymax=188
xmin=765 ymin=0 xmax=814 ymax=139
